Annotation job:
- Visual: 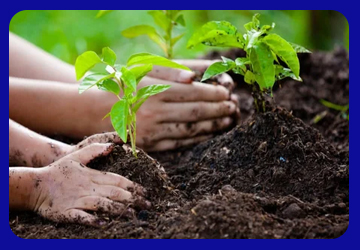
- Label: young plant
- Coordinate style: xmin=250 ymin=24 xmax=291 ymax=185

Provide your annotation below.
xmin=121 ymin=10 xmax=186 ymax=59
xmin=188 ymin=13 xmax=311 ymax=112
xmin=75 ymin=47 xmax=190 ymax=157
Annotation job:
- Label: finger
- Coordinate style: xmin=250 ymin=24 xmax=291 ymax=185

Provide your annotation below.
xmin=147 ymin=135 xmax=212 ymax=152
xmin=160 ymin=101 xmax=237 ymax=122
xmin=76 ymin=133 xmax=122 ymax=149
xmin=67 ymin=143 xmax=114 ymax=164
xmin=151 ymin=117 xmax=233 ymax=140
xmin=230 ymin=94 xmax=240 ymax=106
xmin=147 ymin=66 xmax=195 ymax=84
xmin=173 ymin=59 xmax=219 ymax=73
xmin=160 ymin=81 xmax=230 ymax=102
xmin=96 ymin=186 xmax=133 ymax=202
xmin=61 ymin=209 xmax=100 ymax=226
xmin=217 ymin=73 xmax=235 ymax=91
xmin=74 ymin=196 xmax=133 ymax=217
xmin=91 ymin=171 xmax=146 ymax=196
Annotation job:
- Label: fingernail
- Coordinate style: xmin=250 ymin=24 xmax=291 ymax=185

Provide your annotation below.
xmin=178 ymin=70 xmax=195 ymax=83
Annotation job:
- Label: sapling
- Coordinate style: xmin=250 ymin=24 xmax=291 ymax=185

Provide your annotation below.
xmin=121 ymin=10 xmax=186 ymax=59
xmin=320 ymin=99 xmax=349 ymax=120
xmin=188 ymin=13 xmax=311 ymax=113
xmin=75 ymin=47 xmax=190 ymax=157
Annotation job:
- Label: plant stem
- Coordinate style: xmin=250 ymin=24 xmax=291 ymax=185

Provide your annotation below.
xmin=166 ymin=21 xmax=174 ymax=59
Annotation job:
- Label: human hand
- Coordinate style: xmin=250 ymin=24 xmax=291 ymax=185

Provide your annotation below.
xmin=31 ymin=143 xmax=149 ymax=226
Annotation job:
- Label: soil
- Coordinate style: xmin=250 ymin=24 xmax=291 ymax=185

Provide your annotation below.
xmin=9 ymin=48 xmax=349 ymax=239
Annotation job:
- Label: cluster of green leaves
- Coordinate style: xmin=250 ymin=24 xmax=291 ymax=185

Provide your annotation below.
xmin=188 ymin=14 xmax=311 ymax=112
xmin=75 ymin=47 xmax=190 ymax=156
xmin=121 ymin=10 xmax=186 ymax=59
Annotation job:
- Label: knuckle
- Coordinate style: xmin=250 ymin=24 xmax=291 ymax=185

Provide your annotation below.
xmin=110 ymin=188 xmax=122 ymax=199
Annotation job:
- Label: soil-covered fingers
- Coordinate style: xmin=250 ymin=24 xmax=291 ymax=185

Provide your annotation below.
xmin=147 ymin=66 xmax=195 ymax=83
xmin=146 ymin=134 xmax=213 ymax=152
xmin=76 ymin=132 xmax=122 ymax=149
xmin=56 ymin=209 xmax=101 ymax=227
xmin=91 ymin=171 xmax=146 ymax=196
xmin=161 ymin=81 xmax=230 ymax=102
xmin=73 ymin=196 xmax=134 ymax=217
xmin=66 ymin=143 xmax=114 ymax=164
xmin=160 ymin=101 xmax=237 ymax=123
xmin=216 ymin=73 xmax=235 ymax=91
xmin=149 ymin=117 xmax=233 ymax=141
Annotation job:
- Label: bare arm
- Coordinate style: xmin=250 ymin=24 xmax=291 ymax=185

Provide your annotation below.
xmin=9 ymin=119 xmax=71 ymax=167
xmin=9 ymin=77 xmax=111 ymax=138
xmin=9 ymin=32 xmax=76 ymax=83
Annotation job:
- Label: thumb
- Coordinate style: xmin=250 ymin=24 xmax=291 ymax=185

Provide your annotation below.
xmin=147 ymin=66 xmax=195 ymax=84
xmin=67 ymin=143 xmax=114 ymax=164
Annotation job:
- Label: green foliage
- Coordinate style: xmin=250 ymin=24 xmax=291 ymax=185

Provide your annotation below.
xmin=75 ymin=47 xmax=190 ymax=156
xmin=120 ymin=10 xmax=186 ymax=58
xmin=193 ymin=14 xmax=311 ymax=112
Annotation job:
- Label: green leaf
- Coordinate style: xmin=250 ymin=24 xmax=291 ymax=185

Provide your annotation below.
xmin=98 ymin=79 xmax=120 ymax=95
xmin=260 ymin=23 xmax=275 ymax=35
xmin=120 ymin=67 xmax=137 ymax=92
xmin=135 ymin=84 xmax=171 ymax=101
xmin=110 ymin=100 xmax=129 ymax=143
xmin=75 ymin=51 xmax=102 ymax=80
xmin=320 ymin=99 xmax=349 ymax=112
xmin=166 ymin=10 xmax=182 ymax=20
xmin=79 ymin=73 xmax=114 ymax=94
xmin=171 ymin=33 xmax=185 ymax=46
xmin=252 ymin=13 xmax=260 ymax=30
xmin=235 ymin=57 xmax=250 ymax=71
xmin=127 ymin=53 xmax=191 ymax=71
xmin=175 ymin=14 xmax=185 ymax=26
xmin=187 ymin=21 xmax=243 ymax=49
xmin=274 ymin=65 xmax=302 ymax=81
xmin=245 ymin=30 xmax=262 ymax=50
xmin=148 ymin=10 xmax=171 ymax=31
xmin=262 ymin=34 xmax=300 ymax=77
xmin=201 ymin=61 xmax=234 ymax=81
xmin=289 ymin=42 xmax=312 ymax=53
xmin=129 ymin=64 xmax=153 ymax=84
xmin=102 ymin=47 xmax=117 ymax=66
xmin=132 ymin=96 xmax=149 ymax=113
xmin=122 ymin=25 xmax=166 ymax=52
xmin=249 ymin=42 xmax=275 ymax=90
xmin=96 ymin=10 xmax=113 ymax=18
xmin=244 ymin=70 xmax=256 ymax=84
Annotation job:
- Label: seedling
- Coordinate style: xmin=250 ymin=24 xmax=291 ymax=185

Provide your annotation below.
xmin=75 ymin=47 xmax=190 ymax=157
xmin=121 ymin=10 xmax=186 ymax=59
xmin=188 ymin=13 xmax=311 ymax=112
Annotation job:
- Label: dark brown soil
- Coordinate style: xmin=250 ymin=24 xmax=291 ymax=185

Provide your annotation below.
xmin=9 ymin=49 xmax=349 ymax=239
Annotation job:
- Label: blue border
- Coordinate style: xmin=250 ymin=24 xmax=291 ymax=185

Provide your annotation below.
xmin=3 ymin=3 xmax=356 ymax=249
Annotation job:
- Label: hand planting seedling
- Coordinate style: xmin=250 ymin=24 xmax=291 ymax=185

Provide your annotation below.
xmin=188 ymin=13 xmax=311 ymax=112
xmin=75 ymin=47 xmax=190 ymax=157
xmin=121 ymin=10 xmax=186 ymax=59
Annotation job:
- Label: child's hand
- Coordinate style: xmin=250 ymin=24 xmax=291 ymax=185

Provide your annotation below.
xmin=32 ymin=143 xmax=149 ymax=226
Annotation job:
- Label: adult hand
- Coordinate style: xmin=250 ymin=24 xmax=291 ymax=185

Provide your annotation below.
xmin=82 ymin=59 xmax=240 ymax=152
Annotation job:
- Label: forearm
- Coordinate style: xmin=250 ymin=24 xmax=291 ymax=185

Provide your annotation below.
xmin=9 ymin=77 xmax=105 ymax=139
xmin=9 ymin=119 xmax=71 ymax=167
xmin=9 ymin=167 xmax=42 ymax=211
xmin=9 ymin=32 xmax=77 ymax=83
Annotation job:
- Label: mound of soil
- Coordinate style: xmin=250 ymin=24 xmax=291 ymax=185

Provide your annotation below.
xmin=9 ymin=49 xmax=349 ymax=239
xmin=203 ymin=48 xmax=349 ymax=150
